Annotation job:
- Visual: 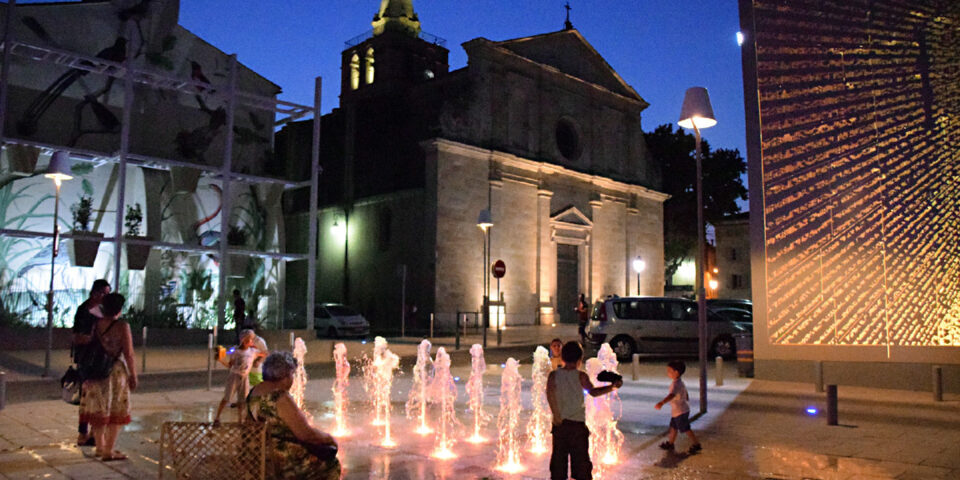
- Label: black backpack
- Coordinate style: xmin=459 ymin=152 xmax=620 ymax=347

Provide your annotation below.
xmin=77 ymin=320 xmax=119 ymax=380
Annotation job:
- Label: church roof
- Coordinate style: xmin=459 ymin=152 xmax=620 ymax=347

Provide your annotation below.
xmin=492 ymin=29 xmax=643 ymax=102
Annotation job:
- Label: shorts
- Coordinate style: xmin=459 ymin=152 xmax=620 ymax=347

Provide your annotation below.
xmin=669 ymin=412 xmax=691 ymax=432
xmin=222 ymin=372 xmax=249 ymax=403
xmin=249 ymin=372 xmax=263 ymax=387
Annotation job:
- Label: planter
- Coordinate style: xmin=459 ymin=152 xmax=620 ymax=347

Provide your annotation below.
xmin=125 ymin=236 xmax=152 ymax=270
xmin=227 ymin=254 xmax=249 ymax=278
xmin=6 ymin=144 xmax=41 ymax=175
xmin=69 ymin=232 xmax=104 ymax=267
xmin=170 ymin=166 xmax=201 ymax=194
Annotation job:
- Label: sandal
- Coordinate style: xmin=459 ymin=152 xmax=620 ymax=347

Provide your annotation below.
xmin=77 ymin=434 xmax=95 ymax=447
xmin=658 ymin=441 xmax=674 ymax=450
xmin=101 ymin=451 xmax=128 ymax=461
xmin=688 ymin=443 xmax=702 ymax=454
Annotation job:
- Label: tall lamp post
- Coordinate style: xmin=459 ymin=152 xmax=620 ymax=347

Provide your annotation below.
xmin=632 ymin=256 xmax=645 ymax=296
xmin=43 ymin=151 xmax=73 ymax=377
xmin=678 ymin=87 xmax=716 ymax=414
xmin=477 ymin=209 xmax=493 ymax=349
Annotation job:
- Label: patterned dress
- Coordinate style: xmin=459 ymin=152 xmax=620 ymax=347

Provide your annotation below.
xmin=247 ymin=391 xmax=340 ymax=480
xmin=79 ymin=356 xmax=131 ymax=426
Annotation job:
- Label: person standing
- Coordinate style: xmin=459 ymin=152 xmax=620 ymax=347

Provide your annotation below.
xmin=232 ymin=289 xmax=246 ymax=343
xmin=249 ymin=331 xmax=269 ymax=387
xmin=79 ymin=293 xmax=137 ymax=461
xmin=72 ymin=279 xmax=110 ymax=446
xmin=575 ymin=293 xmax=589 ymax=340
xmin=655 ymin=360 xmax=702 ymax=454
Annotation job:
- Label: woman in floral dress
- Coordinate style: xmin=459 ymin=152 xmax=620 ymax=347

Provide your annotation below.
xmin=247 ymin=352 xmax=340 ymax=479
xmin=79 ymin=293 xmax=137 ymax=461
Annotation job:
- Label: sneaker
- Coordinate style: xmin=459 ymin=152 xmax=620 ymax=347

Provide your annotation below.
xmin=688 ymin=443 xmax=702 ymax=454
xmin=658 ymin=441 xmax=674 ymax=450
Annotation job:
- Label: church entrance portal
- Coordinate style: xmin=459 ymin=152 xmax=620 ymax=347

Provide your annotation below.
xmin=556 ymin=243 xmax=580 ymax=324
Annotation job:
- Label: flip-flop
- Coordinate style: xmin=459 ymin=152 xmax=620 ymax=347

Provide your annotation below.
xmin=101 ymin=451 xmax=128 ymax=461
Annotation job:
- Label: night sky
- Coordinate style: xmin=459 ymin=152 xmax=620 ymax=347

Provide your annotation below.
xmin=177 ymin=0 xmax=746 ymax=161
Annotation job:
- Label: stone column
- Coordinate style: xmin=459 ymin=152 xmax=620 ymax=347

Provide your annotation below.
xmin=537 ymin=189 xmax=554 ymax=324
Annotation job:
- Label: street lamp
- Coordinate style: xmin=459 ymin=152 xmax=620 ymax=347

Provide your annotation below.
xmin=632 ymin=255 xmax=645 ymax=296
xmin=477 ymin=209 xmax=493 ymax=348
xmin=43 ymin=151 xmax=73 ymax=377
xmin=678 ymin=86 xmax=716 ymax=414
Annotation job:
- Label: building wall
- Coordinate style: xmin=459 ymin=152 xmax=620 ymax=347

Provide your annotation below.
xmin=741 ymin=0 xmax=960 ymax=390
xmin=715 ymin=219 xmax=751 ymax=300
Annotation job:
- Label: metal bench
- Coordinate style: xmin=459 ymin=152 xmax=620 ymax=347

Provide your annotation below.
xmin=159 ymin=421 xmax=266 ymax=480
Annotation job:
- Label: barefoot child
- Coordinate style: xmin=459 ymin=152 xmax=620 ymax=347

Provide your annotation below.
xmin=547 ymin=341 xmax=623 ymax=480
xmin=654 ymin=360 xmax=702 ymax=454
xmin=214 ymin=329 xmax=264 ymax=424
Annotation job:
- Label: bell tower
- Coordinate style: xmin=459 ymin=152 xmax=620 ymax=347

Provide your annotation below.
xmin=340 ymin=0 xmax=448 ymax=103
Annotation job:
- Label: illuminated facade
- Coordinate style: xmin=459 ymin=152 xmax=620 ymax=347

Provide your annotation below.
xmin=740 ymin=0 xmax=960 ymax=389
xmin=283 ymin=1 xmax=667 ymax=332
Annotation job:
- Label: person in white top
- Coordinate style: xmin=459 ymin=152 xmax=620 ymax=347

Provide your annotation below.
xmin=546 ymin=341 xmax=622 ymax=480
xmin=248 ymin=334 xmax=269 ymax=387
xmin=214 ymin=330 xmax=265 ymax=424
xmin=654 ymin=360 xmax=702 ymax=454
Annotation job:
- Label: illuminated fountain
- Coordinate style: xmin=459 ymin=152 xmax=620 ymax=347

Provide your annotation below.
xmin=291 ymin=338 xmax=310 ymax=421
xmin=525 ymin=346 xmax=551 ymax=454
xmin=405 ymin=339 xmax=433 ymax=435
xmin=585 ymin=344 xmax=624 ymax=477
xmin=495 ymin=357 xmax=524 ymax=473
xmin=331 ymin=343 xmax=350 ymax=437
xmin=363 ymin=336 xmax=400 ymax=447
xmin=430 ymin=347 xmax=459 ymax=460
xmin=465 ymin=343 xmax=489 ymax=444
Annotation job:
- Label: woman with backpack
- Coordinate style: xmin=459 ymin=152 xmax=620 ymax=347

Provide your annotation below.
xmin=78 ymin=293 xmax=137 ymax=461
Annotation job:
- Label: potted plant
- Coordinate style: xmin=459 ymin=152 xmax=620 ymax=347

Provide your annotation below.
xmin=169 ymin=166 xmax=202 ymax=194
xmin=124 ymin=203 xmax=152 ymax=270
xmin=68 ymin=194 xmax=102 ymax=267
xmin=226 ymin=224 xmax=248 ymax=277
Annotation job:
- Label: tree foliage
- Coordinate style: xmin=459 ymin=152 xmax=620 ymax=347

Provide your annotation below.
xmin=644 ymin=124 xmax=747 ymax=279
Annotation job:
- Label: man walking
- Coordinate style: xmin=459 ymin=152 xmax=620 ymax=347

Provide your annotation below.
xmin=232 ymin=289 xmax=246 ymax=343
xmin=72 ymin=279 xmax=110 ymax=446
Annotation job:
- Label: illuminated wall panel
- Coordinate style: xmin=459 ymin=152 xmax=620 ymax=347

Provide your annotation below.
xmin=743 ymin=0 xmax=960 ymax=349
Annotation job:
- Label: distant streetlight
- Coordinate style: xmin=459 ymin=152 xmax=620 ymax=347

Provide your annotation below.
xmin=43 ymin=151 xmax=73 ymax=377
xmin=477 ymin=209 xmax=493 ymax=348
xmin=678 ymin=86 xmax=716 ymax=415
xmin=632 ymin=256 xmax=645 ymax=296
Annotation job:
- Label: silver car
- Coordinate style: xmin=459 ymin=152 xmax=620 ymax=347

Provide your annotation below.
xmin=585 ymin=296 xmax=751 ymax=361
xmin=314 ymin=303 xmax=371 ymax=338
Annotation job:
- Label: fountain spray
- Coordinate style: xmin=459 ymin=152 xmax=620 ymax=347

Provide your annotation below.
xmin=525 ymin=346 xmax=551 ymax=454
xmin=331 ymin=343 xmax=350 ymax=437
xmin=405 ymin=339 xmax=433 ymax=435
xmin=495 ymin=357 xmax=524 ymax=473
xmin=430 ymin=347 xmax=460 ymax=459
xmin=596 ymin=343 xmax=624 ymax=465
xmin=374 ymin=338 xmax=400 ymax=447
xmin=291 ymin=338 xmax=310 ymax=421
xmin=465 ymin=343 xmax=489 ymax=443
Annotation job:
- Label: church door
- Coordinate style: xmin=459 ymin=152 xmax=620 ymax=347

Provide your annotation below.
xmin=556 ymin=243 xmax=580 ymax=324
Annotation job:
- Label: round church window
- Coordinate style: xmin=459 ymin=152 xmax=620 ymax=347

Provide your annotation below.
xmin=555 ymin=118 xmax=581 ymax=161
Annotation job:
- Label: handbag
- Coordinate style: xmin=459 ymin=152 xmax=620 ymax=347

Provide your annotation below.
xmin=77 ymin=320 xmax=119 ymax=381
xmin=60 ymin=365 xmax=82 ymax=405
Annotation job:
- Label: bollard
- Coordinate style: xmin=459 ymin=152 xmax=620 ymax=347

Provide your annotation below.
xmin=0 ymin=371 xmax=6 ymax=411
xmin=430 ymin=313 xmax=434 ymax=339
xmin=933 ymin=365 xmax=943 ymax=402
xmin=207 ymin=333 xmax=214 ymax=391
xmin=826 ymin=384 xmax=838 ymax=425
xmin=715 ymin=356 xmax=724 ymax=386
xmin=289 ymin=332 xmax=295 ymax=350
xmin=463 ymin=313 xmax=468 ymax=337
xmin=141 ymin=326 xmax=148 ymax=373
xmin=815 ymin=361 xmax=824 ymax=393
xmin=631 ymin=354 xmax=640 ymax=381
xmin=455 ymin=314 xmax=461 ymax=350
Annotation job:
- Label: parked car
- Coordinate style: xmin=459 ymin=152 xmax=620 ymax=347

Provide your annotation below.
xmin=585 ymin=296 xmax=751 ymax=361
xmin=707 ymin=298 xmax=752 ymax=314
xmin=709 ymin=306 xmax=752 ymax=324
xmin=315 ymin=303 xmax=370 ymax=338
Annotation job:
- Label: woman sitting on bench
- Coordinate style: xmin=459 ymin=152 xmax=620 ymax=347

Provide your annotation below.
xmin=247 ymin=352 xmax=340 ymax=480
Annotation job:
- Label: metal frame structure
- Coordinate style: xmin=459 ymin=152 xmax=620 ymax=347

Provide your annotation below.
xmin=0 ymin=2 xmax=321 ymax=332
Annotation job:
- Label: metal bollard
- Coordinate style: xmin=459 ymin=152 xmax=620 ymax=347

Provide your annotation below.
xmin=815 ymin=361 xmax=824 ymax=393
xmin=715 ymin=356 xmax=724 ymax=386
xmin=933 ymin=365 xmax=943 ymax=402
xmin=826 ymin=384 xmax=838 ymax=425
xmin=289 ymin=332 xmax=295 ymax=350
xmin=430 ymin=313 xmax=434 ymax=339
xmin=0 ymin=370 xmax=6 ymax=411
xmin=207 ymin=333 xmax=214 ymax=391
xmin=455 ymin=314 xmax=461 ymax=350
xmin=141 ymin=326 xmax=148 ymax=373
xmin=631 ymin=354 xmax=640 ymax=381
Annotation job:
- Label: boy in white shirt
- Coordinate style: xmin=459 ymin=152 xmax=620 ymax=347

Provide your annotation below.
xmin=655 ymin=360 xmax=702 ymax=454
xmin=214 ymin=330 xmax=264 ymax=424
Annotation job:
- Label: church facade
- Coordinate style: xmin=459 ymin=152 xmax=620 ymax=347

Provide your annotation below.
xmin=283 ymin=1 xmax=667 ymax=333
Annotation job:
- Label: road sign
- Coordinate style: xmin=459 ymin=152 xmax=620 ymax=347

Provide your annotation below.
xmin=492 ymin=259 xmax=506 ymax=278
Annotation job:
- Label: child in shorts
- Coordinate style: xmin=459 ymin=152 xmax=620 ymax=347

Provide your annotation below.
xmin=214 ymin=330 xmax=264 ymax=424
xmin=655 ymin=360 xmax=702 ymax=454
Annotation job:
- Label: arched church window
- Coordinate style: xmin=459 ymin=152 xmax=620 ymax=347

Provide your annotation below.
xmin=350 ymin=53 xmax=360 ymax=90
xmin=365 ymin=48 xmax=375 ymax=85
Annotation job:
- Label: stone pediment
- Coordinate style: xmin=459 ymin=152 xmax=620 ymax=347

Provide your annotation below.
xmin=551 ymin=205 xmax=592 ymax=227
xmin=494 ymin=30 xmax=641 ymax=101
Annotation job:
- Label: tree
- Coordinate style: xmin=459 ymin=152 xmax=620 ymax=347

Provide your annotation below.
xmin=644 ymin=124 xmax=747 ymax=280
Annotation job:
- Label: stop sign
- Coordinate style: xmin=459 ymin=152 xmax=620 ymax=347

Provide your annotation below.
xmin=491 ymin=260 xmax=506 ymax=278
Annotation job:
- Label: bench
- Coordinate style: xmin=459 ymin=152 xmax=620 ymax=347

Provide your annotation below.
xmin=159 ymin=421 xmax=266 ymax=479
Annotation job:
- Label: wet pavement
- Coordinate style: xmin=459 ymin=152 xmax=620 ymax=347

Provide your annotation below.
xmin=1 ymin=353 xmax=958 ymax=479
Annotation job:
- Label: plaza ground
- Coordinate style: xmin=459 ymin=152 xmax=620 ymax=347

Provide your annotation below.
xmin=1 ymin=326 xmax=958 ymax=479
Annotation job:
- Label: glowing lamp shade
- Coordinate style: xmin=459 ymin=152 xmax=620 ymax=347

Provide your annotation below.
xmin=476 ymin=209 xmax=493 ymax=231
xmin=632 ymin=256 xmax=645 ymax=273
xmin=677 ymin=87 xmax=717 ymax=130
xmin=44 ymin=151 xmax=73 ymax=183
